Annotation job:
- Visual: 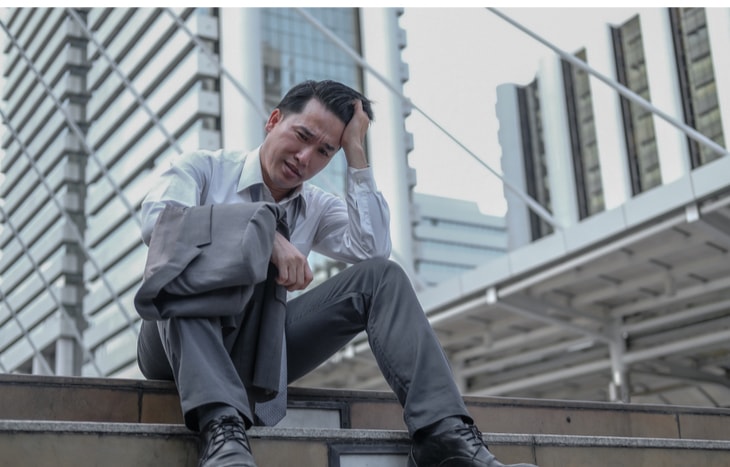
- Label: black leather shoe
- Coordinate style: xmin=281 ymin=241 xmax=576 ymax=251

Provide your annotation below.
xmin=198 ymin=415 xmax=257 ymax=467
xmin=408 ymin=424 xmax=538 ymax=467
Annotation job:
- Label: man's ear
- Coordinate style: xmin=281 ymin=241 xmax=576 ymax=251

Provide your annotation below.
xmin=265 ymin=109 xmax=282 ymax=133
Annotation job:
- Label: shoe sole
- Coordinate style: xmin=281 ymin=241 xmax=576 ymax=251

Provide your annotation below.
xmin=408 ymin=453 xmax=494 ymax=467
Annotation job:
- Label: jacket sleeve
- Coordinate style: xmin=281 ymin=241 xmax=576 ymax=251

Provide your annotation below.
xmin=134 ymin=202 xmax=284 ymax=320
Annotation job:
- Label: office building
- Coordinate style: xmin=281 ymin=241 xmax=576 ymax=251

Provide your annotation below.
xmin=413 ymin=192 xmax=507 ymax=288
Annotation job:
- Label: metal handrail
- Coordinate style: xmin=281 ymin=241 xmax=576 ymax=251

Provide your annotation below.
xmin=0 ymin=200 xmax=98 ymax=375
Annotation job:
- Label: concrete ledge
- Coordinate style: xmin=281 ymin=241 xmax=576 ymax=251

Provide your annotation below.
xmin=4 ymin=419 xmax=730 ymax=451
xmin=3 ymin=373 xmax=730 ymax=419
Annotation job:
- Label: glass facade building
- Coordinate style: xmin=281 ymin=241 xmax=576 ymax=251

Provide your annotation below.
xmin=413 ymin=193 xmax=507 ymax=287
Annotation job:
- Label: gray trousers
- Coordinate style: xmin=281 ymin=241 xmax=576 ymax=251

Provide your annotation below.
xmin=137 ymin=258 xmax=470 ymax=435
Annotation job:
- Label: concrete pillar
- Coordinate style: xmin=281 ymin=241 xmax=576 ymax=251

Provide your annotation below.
xmin=641 ymin=8 xmax=689 ymax=183
xmin=219 ymin=7 xmax=266 ymax=150
xmin=496 ymin=83 xmax=532 ymax=250
xmin=706 ymin=9 xmax=730 ymax=152
xmin=609 ymin=321 xmax=630 ymax=403
xmin=360 ymin=8 xmax=417 ymax=280
xmin=538 ymin=55 xmax=578 ymax=229
xmin=590 ymin=18 xmax=633 ymax=209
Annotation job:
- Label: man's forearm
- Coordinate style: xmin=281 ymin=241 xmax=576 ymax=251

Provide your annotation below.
xmin=343 ymin=143 xmax=368 ymax=169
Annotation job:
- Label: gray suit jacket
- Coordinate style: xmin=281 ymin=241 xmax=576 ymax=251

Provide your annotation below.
xmin=134 ymin=201 xmax=288 ymax=400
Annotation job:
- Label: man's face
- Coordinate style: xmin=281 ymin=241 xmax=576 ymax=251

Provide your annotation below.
xmin=260 ymin=99 xmax=345 ymax=201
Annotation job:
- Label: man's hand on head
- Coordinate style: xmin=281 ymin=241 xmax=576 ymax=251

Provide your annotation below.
xmin=271 ymin=231 xmax=313 ymax=291
xmin=340 ymin=99 xmax=370 ymax=169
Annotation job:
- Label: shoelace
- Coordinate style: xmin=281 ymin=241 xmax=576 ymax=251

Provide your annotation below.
xmin=205 ymin=416 xmax=252 ymax=456
xmin=455 ymin=424 xmax=487 ymax=451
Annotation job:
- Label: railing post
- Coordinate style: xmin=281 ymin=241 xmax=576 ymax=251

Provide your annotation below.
xmin=608 ymin=320 xmax=630 ymax=403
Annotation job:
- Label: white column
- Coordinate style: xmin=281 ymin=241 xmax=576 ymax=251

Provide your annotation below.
xmin=707 ymin=9 xmax=730 ymax=150
xmin=360 ymin=8 xmax=417 ymax=280
xmin=219 ymin=7 xmax=266 ymax=150
xmin=538 ymin=55 xmax=578 ymax=228
xmin=590 ymin=19 xmax=633 ymax=209
xmin=641 ymin=8 xmax=689 ymax=183
xmin=496 ymin=84 xmax=531 ymax=249
xmin=55 ymin=338 xmax=75 ymax=376
xmin=56 ymin=311 xmax=76 ymax=376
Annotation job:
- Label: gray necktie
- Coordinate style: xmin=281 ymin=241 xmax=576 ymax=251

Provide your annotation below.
xmin=250 ymin=184 xmax=288 ymax=426
xmin=254 ymin=339 xmax=287 ymax=426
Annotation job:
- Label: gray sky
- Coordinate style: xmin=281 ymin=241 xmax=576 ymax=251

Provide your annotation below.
xmin=400 ymin=7 xmax=542 ymax=216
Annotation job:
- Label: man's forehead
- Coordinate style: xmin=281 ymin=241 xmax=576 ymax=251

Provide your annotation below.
xmin=295 ymin=125 xmax=338 ymax=152
xmin=288 ymin=103 xmax=343 ymax=145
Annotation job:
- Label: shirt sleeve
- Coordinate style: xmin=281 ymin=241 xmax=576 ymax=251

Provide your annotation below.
xmin=311 ymin=166 xmax=392 ymax=263
xmin=139 ymin=150 xmax=210 ymax=245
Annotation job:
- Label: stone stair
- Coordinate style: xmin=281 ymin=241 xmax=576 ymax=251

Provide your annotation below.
xmin=1 ymin=374 xmax=730 ymax=466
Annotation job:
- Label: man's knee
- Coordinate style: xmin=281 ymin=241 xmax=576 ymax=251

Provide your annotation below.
xmin=137 ymin=320 xmax=174 ymax=380
xmin=355 ymin=257 xmax=410 ymax=285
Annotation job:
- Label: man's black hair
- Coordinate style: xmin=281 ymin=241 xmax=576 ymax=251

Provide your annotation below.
xmin=276 ymin=80 xmax=374 ymax=124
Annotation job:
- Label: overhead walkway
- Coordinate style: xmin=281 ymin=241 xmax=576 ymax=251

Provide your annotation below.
xmin=293 ymin=7 xmax=730 ymax=408
xmin=296 ymin=154 xmax=730 ymax=407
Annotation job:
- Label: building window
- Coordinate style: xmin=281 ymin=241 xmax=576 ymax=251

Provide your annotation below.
xmin=669 ymin=7 xmax=725 ymax=168
xmin=260 ymin=8 xmax=362 ymax=112
xmin=562 ymin=48 xmax=604 ymax=220
xmin=612 ymin=15 xmax=661 ymax=195
xmin=517 ymin=78 xmax=553 ymax=240
xmin=260 ymin=8 xmax=363 ymax=198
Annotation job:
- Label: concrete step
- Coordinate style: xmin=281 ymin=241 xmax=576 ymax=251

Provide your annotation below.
xmin=4 ymin=374 xmax=730 ymax=466
xmin=2 ymin=374 xmax=730 ymax=441
xmin=2 ymin=419 xmax=730 ymax=467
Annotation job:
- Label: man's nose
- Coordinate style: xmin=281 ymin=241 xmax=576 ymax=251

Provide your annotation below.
xmin=294 ymin=148 xmax=314 ymax=167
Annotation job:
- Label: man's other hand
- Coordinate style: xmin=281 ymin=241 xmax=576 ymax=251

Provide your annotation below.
xmin=340 ymin=99 xmax=370 ymax=169
xmin=271 ymin=231 xmax=313 ymax=291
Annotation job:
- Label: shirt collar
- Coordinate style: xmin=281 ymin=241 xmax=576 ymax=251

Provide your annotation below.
xmin=237 ymin=146 xmax=308 ymax=215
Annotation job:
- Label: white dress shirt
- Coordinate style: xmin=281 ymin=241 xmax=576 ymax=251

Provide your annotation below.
xmin=140 ymin=147 xmax=392 ymax=264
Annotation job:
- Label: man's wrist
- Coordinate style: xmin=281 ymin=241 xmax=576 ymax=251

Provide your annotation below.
xmin=344 ymin=146 xmax=368 ymax=169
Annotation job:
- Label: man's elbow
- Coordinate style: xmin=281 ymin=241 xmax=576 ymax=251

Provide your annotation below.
xmin=140 ymin=226 xmax=153 ymax=246
xmin=372 ymin=238 xmax=392 ymax=259
xmin=139 ymin=203 xmax=165 ymax=246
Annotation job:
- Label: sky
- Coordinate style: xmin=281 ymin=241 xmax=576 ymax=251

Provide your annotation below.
xmin=399 ymin=7 xmax=543 ymax=216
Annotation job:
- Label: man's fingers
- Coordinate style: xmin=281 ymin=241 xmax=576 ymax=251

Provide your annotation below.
xmin=276 ymin=260 xmax=314 ymax=291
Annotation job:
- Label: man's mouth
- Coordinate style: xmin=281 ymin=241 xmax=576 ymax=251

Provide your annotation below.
xmin=284 ymin=161 xmax=301 ymax=179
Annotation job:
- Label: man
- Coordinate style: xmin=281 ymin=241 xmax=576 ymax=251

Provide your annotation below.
xmin=135 ymin=80 xmax=538 ymax=467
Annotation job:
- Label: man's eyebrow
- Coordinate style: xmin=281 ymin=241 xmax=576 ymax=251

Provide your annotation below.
xmin=297 ymin=125 xmax=337 ymax=153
